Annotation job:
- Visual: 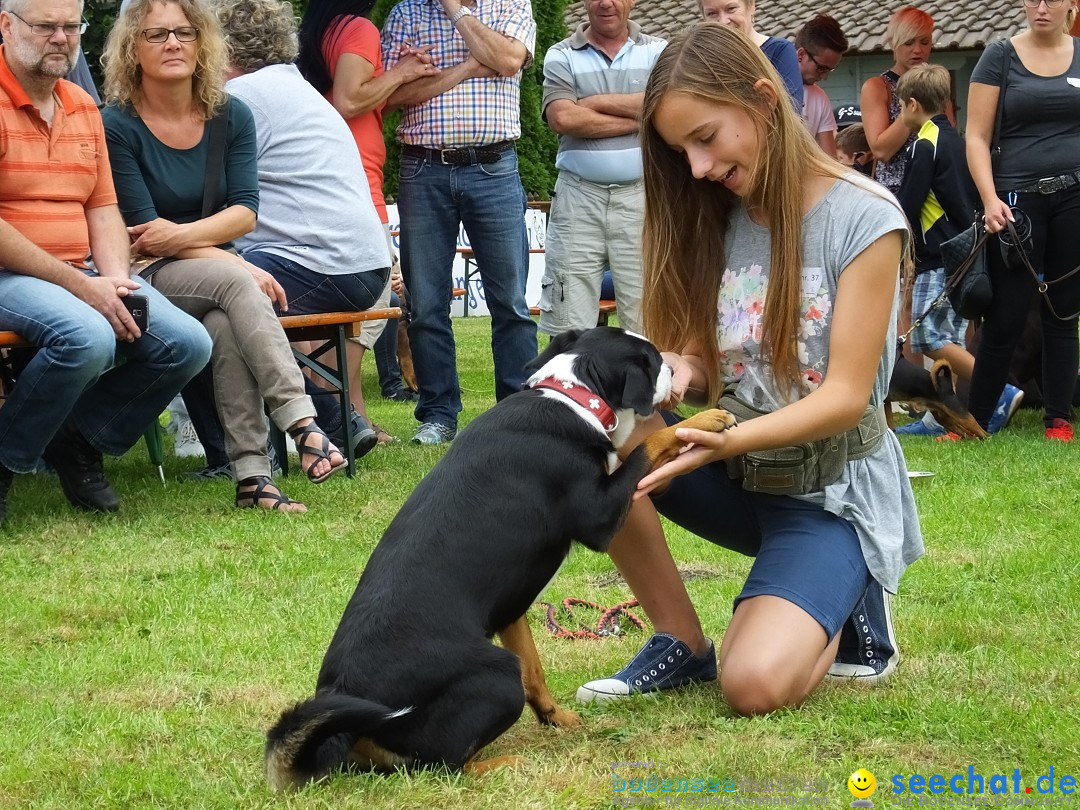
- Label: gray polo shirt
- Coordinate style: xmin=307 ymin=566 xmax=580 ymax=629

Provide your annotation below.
xmin=542 ymin=21 xmax=665 ymax=184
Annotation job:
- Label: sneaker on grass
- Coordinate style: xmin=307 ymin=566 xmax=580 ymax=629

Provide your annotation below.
xmin=895 ymin=413 xmax=945 ymax=436
xmin=987 ymin=384 xmax=1024 ymax=434
xmin=827 ymin=581 xmax=899 ymax=683
xmin=576 ymin=632 xmax=716 ymax=703
xmin=1045 ymin=419 xmax=1074 ymax=442
xmin=174 ymin=419 xmax=205 ymax=459
xmin=179 ymin=463 xmax=234 ymax=483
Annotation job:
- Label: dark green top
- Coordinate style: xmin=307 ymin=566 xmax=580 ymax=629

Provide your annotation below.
xmin=101 ymin=97 xmax=258 ymax=241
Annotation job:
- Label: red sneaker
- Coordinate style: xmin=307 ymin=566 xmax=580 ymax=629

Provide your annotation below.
xmin=1045 ymin=419 xmax=1074 ymax=442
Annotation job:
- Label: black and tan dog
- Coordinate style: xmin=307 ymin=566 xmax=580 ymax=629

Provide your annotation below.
xmin=265 ymin=327 xmax=734 ymax=790
xmin=888 ymin=355 xmax=987 ymax=439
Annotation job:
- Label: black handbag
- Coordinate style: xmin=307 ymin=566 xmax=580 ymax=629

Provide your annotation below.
xmin=941 ymin=223 xmax=992 ymax=319
xmin=940 ymin=41 xmax=1012 ymax=321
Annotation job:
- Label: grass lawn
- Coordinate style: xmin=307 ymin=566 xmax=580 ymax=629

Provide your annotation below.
xmin=3 ymin=316 xmax=1079 ymax=810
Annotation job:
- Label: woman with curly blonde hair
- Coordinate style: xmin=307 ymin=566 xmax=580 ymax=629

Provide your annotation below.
xmin=100 ymin=0 xmax=348 ymax=511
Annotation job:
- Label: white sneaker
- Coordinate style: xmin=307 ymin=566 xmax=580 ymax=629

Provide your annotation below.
xmin=174 ymin=419 xmax=206 ymax=459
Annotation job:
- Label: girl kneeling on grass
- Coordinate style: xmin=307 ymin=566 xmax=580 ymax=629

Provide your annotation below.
xmin=575 ymin=23 xmax=924 ymax=715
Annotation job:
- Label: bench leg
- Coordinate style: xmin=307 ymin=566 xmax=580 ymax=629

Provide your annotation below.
xmin=334 ymin=324 xmax=356 ymax=477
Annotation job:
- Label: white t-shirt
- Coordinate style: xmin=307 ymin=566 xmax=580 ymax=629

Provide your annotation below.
xmin=802 ymin=83 xmax=837 ymax=137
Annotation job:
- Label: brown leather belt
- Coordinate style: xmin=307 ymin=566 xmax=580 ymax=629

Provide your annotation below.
xmin=401 ymin=140 xmax=514 ymax=165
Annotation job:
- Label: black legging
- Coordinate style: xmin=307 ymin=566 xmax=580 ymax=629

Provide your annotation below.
xmin=969 ymin=184 xmax=1080 ymax=428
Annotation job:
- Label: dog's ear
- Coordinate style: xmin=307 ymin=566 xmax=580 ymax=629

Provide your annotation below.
xmin=524 ymin=329 xmax=584 ymax=374
xmin=622 ymin=355 xmax=661 ymax=416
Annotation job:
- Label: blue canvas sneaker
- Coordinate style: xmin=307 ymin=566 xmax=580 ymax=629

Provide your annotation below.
xmin=895 ymin=413 xmax=945 ymax=436
xmin=576 ymin=632 xmax=716 ymax=703
xmin=827 ymin=581 xmax=899 ymax=683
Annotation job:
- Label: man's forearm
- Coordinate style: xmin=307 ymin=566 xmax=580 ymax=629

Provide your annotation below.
xmin=579 ymin=92 xmax=644 ymax=120
xmin=386 ymin=59 xmax=474 ymax=108
xmin=453 ymin=15 xmax=526 ymax=76
xmin=85 ymin=205 xmax=133 ymax=278
xmin=548 ymin=104 xmax=639 ymax=138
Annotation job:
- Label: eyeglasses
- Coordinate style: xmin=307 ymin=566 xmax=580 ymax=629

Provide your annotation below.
xmin=805 ymin=50 xmax=839 ymax=75
xmin=141 ymin=26 xmax=200 ymax=43
xmin=1023 ymin=0 xmax=1066 ymax=6
xmin=8 ymin=12 xmax=87 ymax=37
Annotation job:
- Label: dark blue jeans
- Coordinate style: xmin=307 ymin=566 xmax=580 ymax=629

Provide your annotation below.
xmin=375 ymin=291 xmax=410 ymax=397
xmin=242 ymin=251 xmax=389 ymax=316
xmin=397 ymin=149 xmax=537 ymax=428
xmin=0 ymin=271 xmax=211 ymax=473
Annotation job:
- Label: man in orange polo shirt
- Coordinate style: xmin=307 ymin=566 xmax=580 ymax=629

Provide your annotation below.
xmin=0 ymin=0 xmax=211 ymax=528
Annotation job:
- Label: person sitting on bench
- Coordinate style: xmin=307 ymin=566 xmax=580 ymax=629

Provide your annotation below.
xmin=101 ymin=0 xmax=346 ymax=512
xmin=0 ymin=0 xmax=212 ymax=528
xmin=219 ymin=0 xmax=392 ymax=450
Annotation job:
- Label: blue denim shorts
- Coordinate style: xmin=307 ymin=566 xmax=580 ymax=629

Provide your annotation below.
xmin=651 ymin=411 xmax=871 ymax=637
xmin=911 ymin=267 xmax=968 ymax=354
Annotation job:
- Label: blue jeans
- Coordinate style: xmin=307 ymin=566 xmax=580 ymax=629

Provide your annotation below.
xmin=651 ymin=411 xmax=872 ymax=638
xmin=242 ymin=251 xmax=389 ymax=315
xmin=0 ymin=271 xmax=212 ymax=473
xmin=375 ymin=291 xmax=408 ymax=397
xmin=397 ymin=149 xmax=537 ymax=428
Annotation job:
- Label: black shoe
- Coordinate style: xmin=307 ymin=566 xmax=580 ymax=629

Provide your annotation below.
xmin=330 ymin=409 xmax=378 ymax=460
xmin=0 ymin=463 xmax=13 ymax=528
xmin=382 ymin=387 xmax=419 ymax=403
xmin=41 ymin=421 xmax=121 ymax=513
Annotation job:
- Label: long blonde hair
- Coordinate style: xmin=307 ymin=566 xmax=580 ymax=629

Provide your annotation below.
xmin=102 ymin=0 xmax=228 ymax=118
xmin=641 ymin=23 xmax=846 ymax=402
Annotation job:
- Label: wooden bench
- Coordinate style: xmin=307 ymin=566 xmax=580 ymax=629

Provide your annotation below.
xmin=457 ymin=247 xmax=545 ymax=318
xmin=0 ymin=330 xmax=166 ymax=481
xmin=275 ymin=307 xmax=402 ymax=478
xmin=528 ymin=299 xmax=618 ymax=328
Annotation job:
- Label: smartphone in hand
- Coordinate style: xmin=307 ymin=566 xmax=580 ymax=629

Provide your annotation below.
xmin=121 ymin=293 xmax=149 ymax=332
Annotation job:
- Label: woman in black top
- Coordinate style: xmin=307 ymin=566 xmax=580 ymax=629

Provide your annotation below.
xmin=966 ymin=0 xmax=1080 ymax=441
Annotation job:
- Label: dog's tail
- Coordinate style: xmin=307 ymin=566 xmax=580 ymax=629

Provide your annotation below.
xmin=265 ymin=692 xmax=412 ymax=792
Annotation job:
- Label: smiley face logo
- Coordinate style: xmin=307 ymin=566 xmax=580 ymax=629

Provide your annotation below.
xmin=848 ymin=769 xmax=877 ymax=799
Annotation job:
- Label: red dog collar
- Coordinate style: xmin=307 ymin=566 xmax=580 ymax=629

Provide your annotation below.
xmin=532 ymin=377 xmax=618 ymax=431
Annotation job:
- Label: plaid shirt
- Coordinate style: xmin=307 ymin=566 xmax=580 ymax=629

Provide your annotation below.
xmin=381 ymin=0 xmax=535 ymax=148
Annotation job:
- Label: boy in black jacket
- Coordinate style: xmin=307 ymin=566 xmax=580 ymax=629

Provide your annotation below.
xmin=895 ymin=64 xmax=1023 ymax=436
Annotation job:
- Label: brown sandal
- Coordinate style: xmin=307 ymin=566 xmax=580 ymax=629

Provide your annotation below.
xmin=235 ymin=476 xmax=306 ymax=512
xmin=289 ymin=424 xmax=345 ymax=484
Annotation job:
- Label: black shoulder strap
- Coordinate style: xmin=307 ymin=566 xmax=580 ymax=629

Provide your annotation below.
xmin=201 ymin=102 xmax=230 ymax=219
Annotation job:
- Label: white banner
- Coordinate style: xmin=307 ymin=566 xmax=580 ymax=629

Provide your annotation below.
xmin=386 ymin=203 xmax=547 ymax=317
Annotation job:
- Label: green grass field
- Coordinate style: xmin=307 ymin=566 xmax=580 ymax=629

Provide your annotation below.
xmin=3 ymin=316 xmax=1079 ymax=810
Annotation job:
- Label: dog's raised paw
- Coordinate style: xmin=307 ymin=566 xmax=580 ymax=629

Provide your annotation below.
xmin=642 ymin=408 xmax=736 ymax=468
xmin=681 ymin=408 xmax=737 ymax=434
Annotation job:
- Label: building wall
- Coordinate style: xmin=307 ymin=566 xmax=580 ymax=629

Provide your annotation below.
xmin=813 ymin=49 xmax=987 ymax=133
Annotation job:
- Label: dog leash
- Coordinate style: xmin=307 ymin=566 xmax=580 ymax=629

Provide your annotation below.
xmin=539 ymin=598 xmax=646 ymax=640
xmin=1003 ymin=218 xmax=1080 ymax=322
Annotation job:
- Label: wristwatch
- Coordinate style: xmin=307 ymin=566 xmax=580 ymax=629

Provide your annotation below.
xmin=449 ymin=5 xmax=472 ymax=24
